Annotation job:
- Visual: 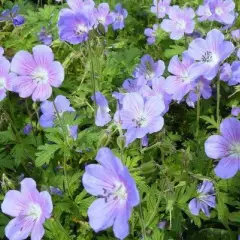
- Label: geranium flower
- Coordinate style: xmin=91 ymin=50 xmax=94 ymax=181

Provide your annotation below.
xmin=82 ymin=147 xmax=140 ymax=239
xmin=38 ymin=27 xmax=53 ymax=46
xmin=91 ymin=92 xmax=111 ymax=127
xmin=186 ymin=77 xmax=212 ymax=108
xmin=187 ymin=29 xmax=234 ymax=80
xmin=58 ymin=8 xmax=95 ymax=44
xmin=112 ymin=4 xmax=128 ymax=30
xmin=0 ymin=54 xmax=15 ymax=101
xmin=93 ymin=3 xmax=114 ymax=31
xmin=161 ymin=6 xmax=195 ymax=40
xmin=40 ymin=95 xmax=78 ymax=139
xmin=188 ymin=180 xmax=216 ymax=217
xmin=133 ymin=54 xmax=165 ymax=86
xmin=67 ymin=0 xmax=95 ymax=12
xmin=11 ymin=45 xmax=64 ymax=101
xmin=196 ymin=0 xmax=212 ymax=22
xmin=0 ymin=5 xmax=25 ymax=26
xmin=205 ymin=117 xmax=240 ymax=179
xmin=231 ymin=106 xmax=240 ymax=116
xmin=151 ymin=0 xmax=171 ymax=18
xmin=231 ymin=29 xmax=240 ymax=41
xmin=144 ymin=24 xmax=160 ymax=45
xmin=220 ymin=61 xmax=240 ymax=86
xmin=165 ymin=52 xmax=199 ymax=101
xmin=119 ymin=92 xmax=165 ymax=146
xmin=1 ymin=178 xmax=53 ymax=240
xmin=209 ymin=0 xmax=235 ymax=25
xmin=140 ymin=77 xmax=172 ymax=113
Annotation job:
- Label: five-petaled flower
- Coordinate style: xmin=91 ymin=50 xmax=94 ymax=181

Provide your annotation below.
xmin=205 ymin=117 xmax=240 ymax=179
xmin=1 ymin=178 xmax=53 ymax=240
xmin=82 ymin=147 xmax=140 ymax=240
xmin=11 ymin=45 xmax=64 ymax=101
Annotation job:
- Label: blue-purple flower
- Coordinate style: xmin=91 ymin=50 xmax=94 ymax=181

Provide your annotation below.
xmin=119 ymin=93 xmax=165 ymax=146
xmin=0 ymin=5 xmax=25 ymax=26
xmin=158 ymin=221 xmax=167 ymax=229
xmin=133 ymin=54 xmax=165 ymax=86
xmin=165 ymin=52 xmax=199 ymax=101
xmin=186 ymin=77 xmax=212 ymax=108
xmin=40 ymin=95 xmax=78 ymax=139
xmin=67 ymin=0 xmax=95 ymax=12
xmin=1 ymin=178 xmax=53 ymax=240
xmin=231 ymin=106 xmax=240 ymax=116
xmin=209 ymin=0 xmax=235 ymax=25
xmin=231 ymin=29 xmax=240 ymax=41
xmin=23 ymin=124 xmax=32 ymax=135
xmin=38 ymin=27 xmax=53 ymax=46
xmin=205 ymin=117 xmax=240 ymax=179
xmin=220 ymin=61 xmax=240 ymax=86
xmin=112 ymin=4 xmax=128 ymax=30
xmin=58 ymin=8 xmax=95 ymax=44
xmin=187 ymin=29 xmax=234 ymax=80
xmin=91 ymin=92 xmax=111 ymax=127
xmin=151 ymin=0 xmax=171 ymax=18
xmin=196 ymin=0 xmax=212 ymax=22
xmin=188 ymin=180 xmax=216 ymax=217
xmin=0 ymin=54 xmax=15 ymax=101
xmin=161 ymin=6 xmax=195 ymax=40
xmin=144 ymin=24 xmax=160 ymax=45
xmin=93 ymin=3 xmax=114 ymax=31
xmin=82 ymin=147 xmax=140 ymax=239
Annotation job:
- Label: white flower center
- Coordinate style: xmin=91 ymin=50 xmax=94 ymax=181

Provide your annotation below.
xmin=135 ymin=114 xmax=148 ymax=128
xmin=231 ymin=142 xmax=240 ymax=155
xmin=75 ymin=24 xmax=88 ymax=35
xmin=215 ymin=7 xmax=223 ymax=16
xmin=27 ymin=203 xmax=42 ymax=220
xmin=201 ymin=51 xmax=219 ymax=66
xmin=31 ymin=67 xmax=49 ymax=84
xmin=97 ymin=16 xmax=106 ymax=24
xmin=176 ymin=19 xmax=186 ymax=30
xmin=0 ymin=77 xmax=6 ymax=89
xmin=113 ymin=182 xmax=127 ymax=201
xmin=116 ymin=14 xmax=123 ymax=21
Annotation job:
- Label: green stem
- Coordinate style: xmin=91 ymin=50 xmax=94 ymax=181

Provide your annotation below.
xmin=87 ymin=41 xmax=97 ymax=112
xmin=51 ymin=95 xmax=72 ymax=198
xmin=195 ymin=95 xmax=200 ymax=139
xmin=216 ymin=80 xmax=221 ymax=130
xmin=141 ymin=142 xmax=161 ymax=153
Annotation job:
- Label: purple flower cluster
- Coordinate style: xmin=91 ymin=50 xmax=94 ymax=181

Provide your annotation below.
xmin=151 ymin=0 xmax=171 ymax=18
xmin=220 ymin=61 xmax=240 ymax=85
xmin=0 ymin=5 xmax=25 ymax=26
xmin=83 ymin=147 xmax=139 ymax=240
xmin=197 ymin=0 xmax=235 ymax=25
xmin=1 ymin=178 xmax=53 ymax=239
xmin=189 ymin=180 xmax=216 ymax=217
xmin=58 ymin=1 xmax=128 ymax=44
xmin=40 ymin=95 xmax=78 ymax=139
xmin=144 ymin=24 xmax=160 ymax=45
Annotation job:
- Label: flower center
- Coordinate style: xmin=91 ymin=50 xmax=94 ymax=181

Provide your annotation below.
xmin=75 ymin=24 xmax=88 ymax=36
xmin=27 ymin=203 xmax=42 ymax=220
xmin=113 ymin=183 xmax=127 ymax=200
xmin=231 ymin=142 xmax=240 ymax=154
xmin=145 ymin=62 xmax=154 ymax=80
xmin=31 ymin=67 xmax=49 ymax=84
xmin=135 ymin=115 xmax=148 ymax=127
xmin=176 ymin=19 xmax=186 ymax=30
xmin=0 ymin=77 xmax=6 ymax=88
xmin=116 ymin=14 xmax=123 ymax=21
xmin=215 ymin=7 xmax=223 ymax=16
